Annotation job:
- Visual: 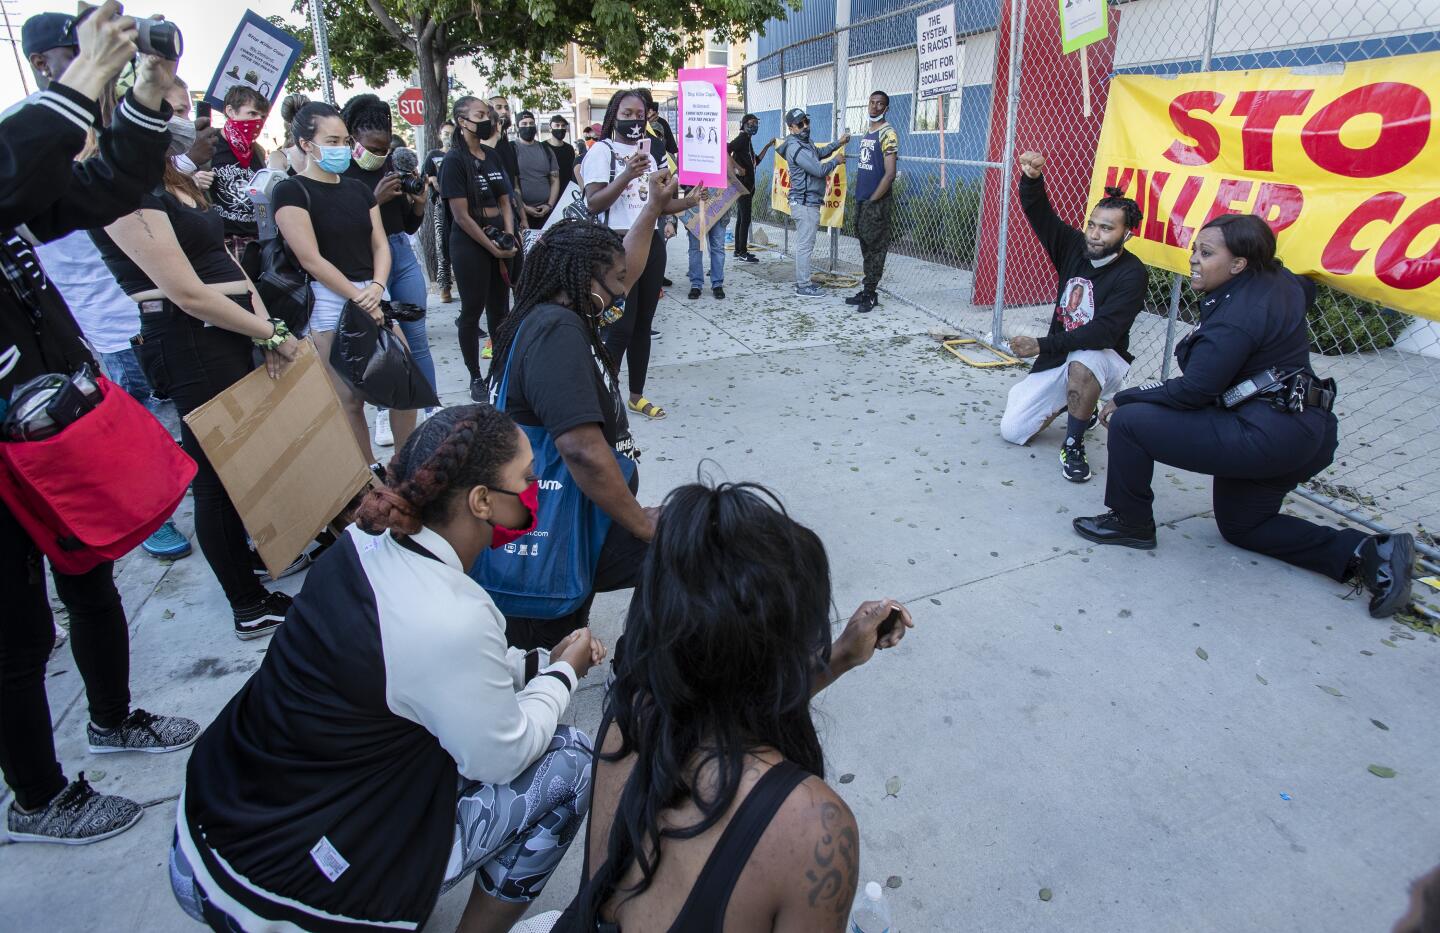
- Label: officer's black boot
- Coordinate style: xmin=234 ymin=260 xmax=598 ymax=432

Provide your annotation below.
xmin=1352 ymin=533 xmax=1415 ymax=618
xmin=1073 ymin=511 xmax=1157 ymax=550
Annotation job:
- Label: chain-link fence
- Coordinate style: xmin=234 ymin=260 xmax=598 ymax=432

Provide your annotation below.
xmin=737 ymin=0 xmax=1440 ymax=558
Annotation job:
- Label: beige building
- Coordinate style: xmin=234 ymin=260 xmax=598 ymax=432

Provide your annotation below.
xmin=542 ymin=33 xmax=748 ymax=129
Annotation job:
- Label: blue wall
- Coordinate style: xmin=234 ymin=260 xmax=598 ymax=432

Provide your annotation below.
xmin=850 ymin=0 xmax=1001 ymax=58
xmin=757 ymin=3 xmax=836 ymax=79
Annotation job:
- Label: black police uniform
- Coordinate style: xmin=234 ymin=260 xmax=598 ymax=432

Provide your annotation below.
xmin=1101 ymin=266 xmax=1365 ymax=581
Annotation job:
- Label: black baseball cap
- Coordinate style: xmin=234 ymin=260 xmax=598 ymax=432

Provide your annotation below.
xmin=21 ymin=12 xmax=79 ymax=56
xmin=785 ymin=107 xmax=808 ymax=127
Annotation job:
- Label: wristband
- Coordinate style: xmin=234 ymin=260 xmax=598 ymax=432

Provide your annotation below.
xmin=253 ymin=318 xmax=291 ymax=351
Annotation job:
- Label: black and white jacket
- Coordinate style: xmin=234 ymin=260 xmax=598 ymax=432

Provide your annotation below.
xmin=179 ymin=525 xmax=579 ymax=930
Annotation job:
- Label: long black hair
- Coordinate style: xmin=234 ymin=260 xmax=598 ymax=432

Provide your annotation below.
xmin=1202 ymin=213 xmax=1281 ymax=274
xmin=599 ymin=88 xmax=648 ymax=141
xmin=488 ymin=220 xmax=624 ymax=391
xmin=341 ymin=92 xmax=392 ymax=139
xmin=582 ymin=481 xmax=833 ymax=920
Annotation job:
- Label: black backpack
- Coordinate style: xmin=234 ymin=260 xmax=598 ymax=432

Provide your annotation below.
xmin=255 ymin=180 xmax=313 ymax=334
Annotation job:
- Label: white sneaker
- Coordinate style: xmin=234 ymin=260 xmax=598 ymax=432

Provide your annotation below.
xmin=374 ymin=410 xmax=393 ymax=447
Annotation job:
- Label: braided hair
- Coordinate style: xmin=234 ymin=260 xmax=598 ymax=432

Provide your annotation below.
xmin=355 ymin=405 xmax=520 ymax=535
xmin=341 ymin=92 xmax=392 ymax=139
xmin=599 ymin=88 xmax=648 ymax=141
xmin=488 ymin=219 xmax=627 ymax=392
xmin=1096 ymin=186 xmax=1143 ymax=231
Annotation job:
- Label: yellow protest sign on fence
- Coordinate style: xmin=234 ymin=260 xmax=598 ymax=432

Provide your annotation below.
xmin=1088 ymin=51 xmax=1440 ymax=320
xmin=770 ymin=143 xmax=848 ymax=229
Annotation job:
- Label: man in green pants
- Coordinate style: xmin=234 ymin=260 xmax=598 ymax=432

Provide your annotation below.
xmin=847 ymin=91 xmax=899 ymax=313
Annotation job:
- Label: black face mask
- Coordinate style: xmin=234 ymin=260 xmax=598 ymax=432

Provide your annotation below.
xmin=552 ymin=127 xmax=567 ymax=141
xmin=614 ymin=118 xmax=645 ymax=142
xmin=474 ymin=119 xmax=494 ymax=139
xmin=743 ymin=124 xmax=758 ymax=136
xmin=518 ymin=126 xmax=537 ymax=141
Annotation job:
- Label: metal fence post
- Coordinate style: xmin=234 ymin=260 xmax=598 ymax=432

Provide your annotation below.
xmin=831 ymin=5 xmax=851 ymax=273
xmin=989 ymin=0 xmax=1028 ymax=346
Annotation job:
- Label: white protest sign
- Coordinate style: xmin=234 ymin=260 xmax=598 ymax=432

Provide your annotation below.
xmin=204 ymin=10 xmax=304 ymax=110
xmin=677 ymin=67 xmax=729 ymax=188
xmin=917 ymin=5 xmax=960 ymax=100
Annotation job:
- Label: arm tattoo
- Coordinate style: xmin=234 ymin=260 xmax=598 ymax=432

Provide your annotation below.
xmin=805 ymin=802 xmax=858 ymax=915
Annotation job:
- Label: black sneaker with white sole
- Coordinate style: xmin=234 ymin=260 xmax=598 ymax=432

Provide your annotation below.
xmin=233 ymin=591 xmax=292 ymax=640
xmin=6 ymin=774 xmax=142 ymax=845
xmin=87 ymin=708 xmax=200 ymax=755
xmin=1060 ymin=439 xmax=1092 ymax=482
xmin=252 ymin=549 xmax=311 ymax=584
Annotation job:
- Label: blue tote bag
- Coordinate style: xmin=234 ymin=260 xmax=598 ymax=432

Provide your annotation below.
xmin=469 ymin=320 xmax=637 ymax=619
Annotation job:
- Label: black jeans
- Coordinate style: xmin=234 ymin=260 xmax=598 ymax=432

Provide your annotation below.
xmin=450 ymin=230 xmax=510 ymax=380
xmin=506 ymin=468 xmax=650 ymax=651
xmin=137 ymin=298 xmax=268 ymax=610
xmin=733 ymin=190 xmax=754 ymax=256
xmin=0 ymin=504 xmax=130 ymax=811
xmin=1105 ymin=400 xmax=1366 ymax=580
xmin=603 ymin=232 xmax=666 ymax=398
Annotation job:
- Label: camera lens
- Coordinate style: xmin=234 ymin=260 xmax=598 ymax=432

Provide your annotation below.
xmin=136 ymin=20 xmax=183 ymax=61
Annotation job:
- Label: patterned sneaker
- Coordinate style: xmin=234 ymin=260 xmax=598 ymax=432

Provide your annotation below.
xmin=1060 ymin=439 xmax=1092 ymax=483
xmin=88 ymin=708 xmax=200 ymax=755
xmin=7 ymin=774 xmax=142 ymax=845
xmin=233 ymin=591 xmax=292 ymax=640
xmin=141 ymin=520 xmax=191 ymax=559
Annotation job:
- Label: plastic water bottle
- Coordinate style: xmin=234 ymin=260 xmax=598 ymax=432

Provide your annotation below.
xmin=849 ymin=881 xmax=892 ymax=933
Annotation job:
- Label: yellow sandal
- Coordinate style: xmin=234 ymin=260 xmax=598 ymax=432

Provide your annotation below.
xmin=628 ymin=397 xmax=668 ymax=420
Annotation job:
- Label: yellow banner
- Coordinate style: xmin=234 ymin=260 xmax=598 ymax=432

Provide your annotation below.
xmin=1088 ymin=52 xmax=1440 ymax=320
xmin=770 ymin=142 xmax=848 ymax=228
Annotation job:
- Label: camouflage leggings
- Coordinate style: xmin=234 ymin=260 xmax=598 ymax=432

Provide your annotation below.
xmin=856 ymin=195 xmax=893 ymax=292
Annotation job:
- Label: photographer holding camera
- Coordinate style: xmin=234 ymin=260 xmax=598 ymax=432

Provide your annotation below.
xmin=341 ymin=93 xmax=435 ymax=449
xmin=1 ymin=2 xmax=203 ymax=846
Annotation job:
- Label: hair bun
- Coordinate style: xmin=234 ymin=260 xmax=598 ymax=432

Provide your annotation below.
xmin=354 ymin=486 xmax=422 ymax=535
xmin=1103 ymin=186 xmax=1125 ymax=198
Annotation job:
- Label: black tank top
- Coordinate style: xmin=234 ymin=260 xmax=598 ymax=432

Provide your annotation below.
xmin=556 ymin=758 xmax=810 ymax=932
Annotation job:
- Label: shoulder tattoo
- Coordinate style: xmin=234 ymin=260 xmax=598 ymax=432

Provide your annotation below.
xmin=805 ymin=801 xmax=858 ymax=915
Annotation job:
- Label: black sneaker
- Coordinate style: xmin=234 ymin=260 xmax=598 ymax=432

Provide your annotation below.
xmin=688 ymin=287 xmax=701 ymax=300
xmin=87 ymin=708 xmax=200 ymax=755
xmin=233 ymin=591 xmax=292 ymax=640
xmin=1088 ymin=408 xmax=1100 ymax=431
xmin=6 ymin=774 xmax=142 ymax=845
xmin=1355 ymin=532 xmax=1414 ymax=618
xmin=854 ymin=292 xmax=878 ymax=314
xmin=253 ymin=550 xmax=311 ymax=584
xmin=737 ymin=253 xmax=759 ymax=263
xmin=713 ymin=287 xmax=726 ymax=299
xmin=844 ymin=290 xmax=868 ymax=305
xmin=1060 ymin=439 xmax=1092 ymax=483
xmin=662 ymin=277 xmax=674 ymax=287
xmin=1073 ymin=511 xmax=1157 ymax=550
xmin=470 ymin=375 xmax=487 ymax=403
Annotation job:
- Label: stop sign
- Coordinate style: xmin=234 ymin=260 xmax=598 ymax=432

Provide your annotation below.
xmin=398 ymin=87 xmax=425 ymax=126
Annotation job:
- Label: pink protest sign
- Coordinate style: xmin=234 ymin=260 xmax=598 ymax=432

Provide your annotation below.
xmin=677 ymin=67 xmax=729 ymax=188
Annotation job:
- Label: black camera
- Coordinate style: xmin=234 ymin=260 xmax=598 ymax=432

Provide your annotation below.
xmin=483 ymin=227 xmax=518 ymax=252
xmin=390 ymin=172 xmax=426 ymax=196
xmin=72 ymin=9 xmax=183 ymax=61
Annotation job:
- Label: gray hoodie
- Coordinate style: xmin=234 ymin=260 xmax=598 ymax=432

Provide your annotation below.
xmin=779 ymin=133 xmax=843 ymax=207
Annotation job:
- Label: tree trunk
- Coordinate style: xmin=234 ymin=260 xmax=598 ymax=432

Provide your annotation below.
xmin=417 ymin=42 xmax=448 ymax=283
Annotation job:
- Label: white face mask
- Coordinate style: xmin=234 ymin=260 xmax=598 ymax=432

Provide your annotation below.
xmin=167 ymin=116 xmax=197 ymax=156
xmin=869 ymin=110 xmax=887 ymax=123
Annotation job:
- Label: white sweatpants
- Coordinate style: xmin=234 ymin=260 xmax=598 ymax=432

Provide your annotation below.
xmin=1000 ymin=348 xmax=1130 ymax=445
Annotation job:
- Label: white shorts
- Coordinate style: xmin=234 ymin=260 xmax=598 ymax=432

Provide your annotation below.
xmin=307 ymin=279 xmax=389 ymax=334
xmin=1000 ymin=348 xmax=1130 ymax=445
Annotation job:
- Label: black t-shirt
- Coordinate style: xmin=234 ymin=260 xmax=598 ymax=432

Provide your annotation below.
xmin=729 ymin=132 xmax=761 ymax=193
xmin=546 ymin=139 xmax=576 ymax=188
xmin=272 ymin=175 xmax=378 ymax=281
xmin=91 ymin=189 xmax=245 ymax=296
xmin=342 ymin=160 xmax=423 ymax=237
xmin=439 ymin=147 xmax=509 ymax=221
xmin=208 ymin=146 xmax=258 ymax=238
xmin=424 ymin=148 xmax=446 ymax=201
xmin=501 ymin=303 xmax=634 ymax=460
xmin=490 ymin=137 xmax=520 ymax=183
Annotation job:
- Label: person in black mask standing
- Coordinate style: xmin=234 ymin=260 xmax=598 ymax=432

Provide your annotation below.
xmin=2 ymin=2 xmax=202 ymax=847
xmin=729 ymin=113 xmax=774 ymax=263
xmin=1074 ymin=214 xmax=1414 ymax=620
xmin=546 ymin=115 xmax=577 ymax=187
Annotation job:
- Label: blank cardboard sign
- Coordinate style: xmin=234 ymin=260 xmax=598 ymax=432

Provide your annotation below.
xmin=184 ymin=338 xmax=372 ymax=579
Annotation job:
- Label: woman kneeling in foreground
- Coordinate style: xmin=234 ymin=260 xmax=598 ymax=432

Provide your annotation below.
xmin=170 ymin=404 xmax=604 ymax=933
xmin=554 ymin=482 xmax=914 ymax=931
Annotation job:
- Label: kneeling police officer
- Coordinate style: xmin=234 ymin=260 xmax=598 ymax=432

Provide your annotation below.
xmin=1073 ymin=214 xmax=1413 ymax=619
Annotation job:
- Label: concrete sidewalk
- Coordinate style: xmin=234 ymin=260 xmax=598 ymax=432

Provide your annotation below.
xmin=1 ymin=236 xmax=1436 ymax=932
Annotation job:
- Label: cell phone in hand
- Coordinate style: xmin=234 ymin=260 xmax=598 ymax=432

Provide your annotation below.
xmin=877 ymin=607 xmax=902 ymax=642
xmin=196 ymin=101 xmax=212 ymax=120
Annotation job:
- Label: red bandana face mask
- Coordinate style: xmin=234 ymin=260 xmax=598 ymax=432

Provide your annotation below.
xmin=488 ymin=481 xmax=539 ymax=549
xmin=223 ymin=118 xmax=264 ymax=168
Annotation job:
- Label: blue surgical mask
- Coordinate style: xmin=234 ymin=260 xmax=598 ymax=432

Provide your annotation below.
xmin=313 ymin=145 xmax=352 ymax=174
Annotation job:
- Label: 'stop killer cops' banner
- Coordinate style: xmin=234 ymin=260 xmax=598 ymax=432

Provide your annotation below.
xmin=1089 ymin=51 xmax=1440 ymax=320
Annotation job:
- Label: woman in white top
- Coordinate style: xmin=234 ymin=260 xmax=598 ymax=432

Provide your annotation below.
xmin=582 ymin=89 xmax=698 ymax=422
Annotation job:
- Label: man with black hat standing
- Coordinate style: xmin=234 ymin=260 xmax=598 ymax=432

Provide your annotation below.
xmin=777 ymin=107 xmax=848 ymax=297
